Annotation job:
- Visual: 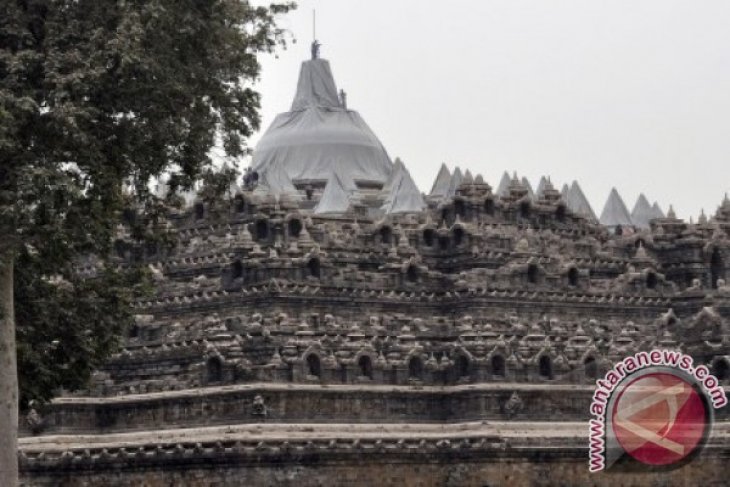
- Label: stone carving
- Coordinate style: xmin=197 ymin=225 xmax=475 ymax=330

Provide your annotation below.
xmin=25 ymin=407 xmax=45 ymax=436
xmin=251 ymin=395 xmax=268 ymax=417
xmin=311 ymin=40 xmax=321 ymax=59
xmin=503 ymin=392 xmax=524 ymax=418
xmin=25 ymin=47 xmax=730 ymax=486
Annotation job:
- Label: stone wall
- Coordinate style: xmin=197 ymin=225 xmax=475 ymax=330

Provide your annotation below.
xmin=26 ymin=162 xmax=730 ymax=485
xmin=21 ymin=447 xmax=730 ymax=486
xmin=34 ymin=384 xmax=730 ymax=436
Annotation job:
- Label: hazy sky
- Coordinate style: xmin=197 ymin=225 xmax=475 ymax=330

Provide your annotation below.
xmin=249 ymin=0 xmax=730 ymax=220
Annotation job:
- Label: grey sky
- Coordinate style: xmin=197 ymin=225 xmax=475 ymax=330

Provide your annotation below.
xmin=250 ymin=0 xmax=730 ymax=220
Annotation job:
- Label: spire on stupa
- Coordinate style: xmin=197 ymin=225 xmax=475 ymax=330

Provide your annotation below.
xmin=251 ymin=42 xmax=394 ymax=207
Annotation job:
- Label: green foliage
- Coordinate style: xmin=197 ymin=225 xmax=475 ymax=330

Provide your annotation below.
xmin=197 ymin=164 xmax=240 ymax=214
xmin=2 ymin=0 xmax=294 ymax=239
xmin=15 ymin=248 xmax=151 ymax=410
xmin=0 ymin=0 xmax=294 ymax=406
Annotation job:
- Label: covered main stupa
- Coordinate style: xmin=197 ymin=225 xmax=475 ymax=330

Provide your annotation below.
xmin=251 ymin=42 xmax=394 ymax=201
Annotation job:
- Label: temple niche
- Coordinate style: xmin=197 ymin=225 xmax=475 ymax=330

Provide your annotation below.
xmin=18 ymin=44 xmax=730 ymax=487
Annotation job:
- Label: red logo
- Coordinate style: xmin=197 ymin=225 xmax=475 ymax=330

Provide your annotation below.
xmin=611 ymin=372 xmax=708 ymax=466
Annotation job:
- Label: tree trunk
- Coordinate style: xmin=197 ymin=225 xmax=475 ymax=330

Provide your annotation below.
xmin=0 ymin=255 xmax=18 ymax=486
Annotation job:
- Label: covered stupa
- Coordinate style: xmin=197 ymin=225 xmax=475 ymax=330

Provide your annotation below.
xmin=599 ymin=187 xmax=633 ymax=229
xmin=630 ymin=193 xmax=655 ymax=229
xmin=380 ymin=158 xmax=425 ymax=214
xmin=566 ymin=181 xmax=598 ymax=221
xmin=251 ymin=42 xmax=394 ymax=200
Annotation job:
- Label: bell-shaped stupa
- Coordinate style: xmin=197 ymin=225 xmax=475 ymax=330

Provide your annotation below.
xmin=251 ymin=42 xmax=394 ymax=201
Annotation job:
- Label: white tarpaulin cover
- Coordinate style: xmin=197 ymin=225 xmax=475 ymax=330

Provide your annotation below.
xmin=630 ymin=193 xmax=655 ymax=229
xmin=252 ymin=58 xmax=393 ymax=194
xmin=600 ymin=188 xmax=633 ymax=227
xmin=314 ymin=171 xmax=352 ymax=214
xmin=257 ymin=160 xmax=298 ymax=197
xmin=446 ymin=167 xmax=463 ymax=199
xmin=521 ymin=177 xmax=534 ymax=199
xmin=382 ymin=158 xmax=406 ymax=195
xmin=496 ymin=172 xmax=511 ymax=197
xmin=561 ymin=183 xmax=569 ymax=200
xmin=651 ymin=202 xmax=665 ymax=219
xmin=567 ymin=181 xmax=597 ymax=221
xmin=429 ymin=163 xmax=452 ymax=199
xmin=535 ymin=176 xmax=548 ymax=199
xmin=381 ymin=159 xmax=425 ymax=214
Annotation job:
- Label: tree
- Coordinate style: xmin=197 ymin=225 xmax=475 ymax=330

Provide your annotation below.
xmin=15 ymin=248 xmax=150 ymax=410
xmin=0 ymin=1 xmax=294 ymax=484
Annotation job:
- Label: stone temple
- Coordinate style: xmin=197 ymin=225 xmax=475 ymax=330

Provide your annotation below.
xmin=18 ymin=47 xmax=730 ymax=486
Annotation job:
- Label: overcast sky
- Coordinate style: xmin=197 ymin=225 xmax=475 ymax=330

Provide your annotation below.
xmin=249 ymin=0 xmax=730 ymax=220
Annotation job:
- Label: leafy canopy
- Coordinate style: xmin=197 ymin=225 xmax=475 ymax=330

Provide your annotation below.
xmin=0 ymin=0 xmax=294 ymax=407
